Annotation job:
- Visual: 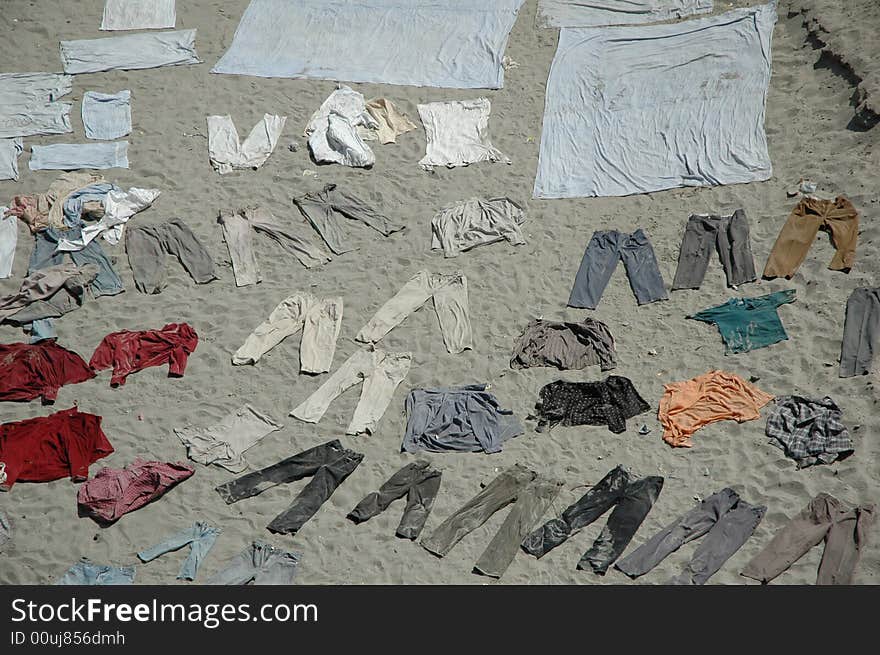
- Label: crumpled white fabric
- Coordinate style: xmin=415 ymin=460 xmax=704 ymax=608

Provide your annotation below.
xmin=56 ymin=187 xmax=161 ymax=252
xmin=0 ymin=210 xmax=17 ymax=278
xmin=418 ymin=98 xmax=510 ymax=170
xmin=207 ymin=113 xmax=286 ymax=174
xmin=305 ymin=86 xmax=377 ymax=168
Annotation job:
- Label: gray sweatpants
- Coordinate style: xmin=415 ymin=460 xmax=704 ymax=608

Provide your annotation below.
xmin=839 ymin=287 xmax=880 ymax=377
xmin=615 ymin=488 xmax=765 ymax=584
xmin=207 ymin=541 xmax=300 ymax=585
xmin=568 ymin=229 xmax=668 ymax=309
xmin=672 ymin=210 xmax=757 ymax=290
xmin=125 ymin=218 xmax=217 ymax=294
xmin=293 ymin=183 xmax=404 ymax=255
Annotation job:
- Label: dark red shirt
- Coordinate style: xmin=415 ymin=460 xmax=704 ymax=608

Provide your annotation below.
xmin=89 ymin=323 xmax=198 ymax=387
xmin=0 ymin=341 xmax=95 ymax=404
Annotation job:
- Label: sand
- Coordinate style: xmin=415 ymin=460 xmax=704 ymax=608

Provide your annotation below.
xmin=0 ymin=0 xmax=877 ymax=585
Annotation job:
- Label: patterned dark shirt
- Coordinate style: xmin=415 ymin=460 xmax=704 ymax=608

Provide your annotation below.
xmin=531 ymin=376 xmax=650 ymax=434
xmin=765 ymin=395 xmax=853 ymax=468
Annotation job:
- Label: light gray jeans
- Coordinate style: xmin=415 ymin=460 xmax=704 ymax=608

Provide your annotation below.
xmin=207 ymin=542 xmax=300 ymax=585
xmin=840 ymin=287 xmax=880 ymax=377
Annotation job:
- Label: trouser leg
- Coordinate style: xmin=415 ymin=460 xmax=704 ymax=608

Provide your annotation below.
xmin=125 ymin=224 xmax=167 ymax=294
xmin=294 ymin=185 xmax=351 ymax=255
xmin=290 ymin=349 xmax=374 ymax=422
xmin=762 ymin=201 xmax=821 ymax=278
xmin=816 ymin=503 xmax=875 ymax=585
xmin=346 ymin=351 xmax=411 ymax=435
xmin=620 ymin=229 xmax=668 ymax=305
xmin=300 ymin=296 xmax=343 ymax=374
xmin=219 ymin=209 xmax=260 ymax=287
xmin=159 ymin=218 xmax=217 ymax=285
xmin=348 ymin=461 xmax=432 ymax=523
xmin=839 ymin=288 xmax=880 ymax=377
xmin=718 ymin=209 xmax=757 ymax=287
xmin=567 ymin=231 xmax=621 ymax=309
xmin=671 ymin=216 xmax=714 ymax=290
xmin=355 ymin=270 xmax=434 ymax=344
xmin=430 ymin=273 xmax=473 ymax=353
xmin=247 ymin=206 xmax=331 ymax=268
xmin=330 ymin=186 xmax=405 ymax=238
xmin=232 ymin=293 xmax=311 ymax=366
xmin=397 ymin=467 xmax=442 ymax=540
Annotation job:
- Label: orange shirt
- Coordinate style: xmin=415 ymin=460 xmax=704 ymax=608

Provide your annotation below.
xmin=659 ymin=370 xmax=773 ymax=448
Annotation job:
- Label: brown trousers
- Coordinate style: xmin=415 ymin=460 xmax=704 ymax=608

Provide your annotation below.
xmin=763 ymin=197 xmax=859 ymax=278
xmin=741 ymin=493 xmax=875 ymax=584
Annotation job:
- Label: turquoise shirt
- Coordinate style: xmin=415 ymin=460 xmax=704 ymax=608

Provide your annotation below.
xmin=689 ymin=289 xmax=796 ymax=354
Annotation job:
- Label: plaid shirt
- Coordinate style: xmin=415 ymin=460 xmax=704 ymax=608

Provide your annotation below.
xmin=765 ymin=395 xmax=853 ymax=468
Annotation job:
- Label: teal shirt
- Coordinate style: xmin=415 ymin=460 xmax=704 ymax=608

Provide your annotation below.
xmin=688 ymin=289 xmax=796 ymax=354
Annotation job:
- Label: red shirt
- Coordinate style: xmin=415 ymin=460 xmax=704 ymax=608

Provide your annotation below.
xmin=89 ymin=323 xmax=199 ymax=387
xmin=0 ymin=341 xmax=95 ymax=404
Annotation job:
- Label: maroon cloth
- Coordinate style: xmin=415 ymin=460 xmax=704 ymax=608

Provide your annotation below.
xmin=77 ymin=458 xmax=194 ymax=523
xmin=89 ymin=323 xmax=198 ymax=387
xmin=0 ymin=341 xmax=95 ymax=404
xmin=0 ymin=407 xmax=113 ymax=491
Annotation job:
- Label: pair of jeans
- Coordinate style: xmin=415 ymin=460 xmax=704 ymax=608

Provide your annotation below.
xmin=125 ymin=218 xmax=217 ymax=294
xmin=207 ymin=541 xmax=300 ymax=585
xmin=568 ymin=229 xmax=668 ymax=309
xmin=56 ymin=559 xmax=135 ymax=585
xmin=355 ymin=270 xmax=473 ymax=354
xmin=348 ymin=461 xmax=442 ymax=540
xmin=741 ymin=493 xmax=875 ymax=584
xmin=521 ymin=465 xmax=664 ymax=574
xmin=615 ymin=488 xmax=766 ymax=584
xmin=671 ymin=210 xmax=757 ymax=289
xmin=215 ymin=440 xmax=364 ymax=535
xmin=839 ymin=287 xmax=880 ymax=377
xmin=137 ymin=521 xmax=221 ymax=581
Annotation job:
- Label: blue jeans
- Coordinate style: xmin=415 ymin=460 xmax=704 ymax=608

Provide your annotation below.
xmin=138 ymin=521 xmax=221 ymax=581
xmin=56 ymin=559 xmax=135 ymax=585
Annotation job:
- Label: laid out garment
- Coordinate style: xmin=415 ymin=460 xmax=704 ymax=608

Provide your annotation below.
xmin=364 ymin=98 xmax=417 ymax=144
xmin=0 ymin=407 xmax=114 ymax=491
xmin=137 ymin=521 xmax=220 ymax=581
xmin=348 ymin=461 xmax=442 ymax=540
xmin=659 ymin=370 xmax=774 ymax=448
xmin=401 ymin=385 xmax=524 ymax=454
xmin=356 ymin=270 xmax=473 ymax=354
xmin=741 ymin=493 xmax=875 ymax=585
xmin=430 ymin=197 xmax=526 ymax=257
xmin=29 ymin=227 xmax=124 ymax=298
xmin=175 ymin=405 xmax=283 ymax=473
xmin=125 ymin=218 xmax=217 ymax=294
xmin=763 ymin=196 xmax=859 ymax=279
xmin=215 ymin=440 xmax=364 ymax=536
xmin=55 ymin=186 xmax=161 ymax=251
xmin=672 ymin=210 xmax=757 ymax=290
xmin=422 ymin=464 xmax=564 ymax=578
xmin=0 ymin=139 xmax=23 ymax=180
xmin=304 ymin=85 xmax=377 ymax=168
xmin=29 ymin=142 xmax=130 ymax=171
xmin=81 ymin=90 xmax=131 ymax=140
xmin=615 ymin=488 xmax=766 ymax=584
xmin=77 ymin=459 xmax=195 ymax=524
xmin=531 ymin=377 xmax=650 ymax=434
xmin=0 ymin=263 xmax=97 ymax=325
xmin=839 ymin=287 xmax=880 ymax=378
xmin=60 ymin=29 xmax=201 ymax=74
xmin=291 ymin=347 xmax=411 ymax=435
xmin=207 ymin=113 xmax=286 ymax=174
xmin=101 ymin=0 xmax=177 ymax=30
xmin=0 ymin=341 xmax=95 ymax=403
xmin=293 ymin=183 xmax=404 ymax=256
xmin=0 ymin=510 xmax=11 ymax=548
xmin=218 ymin=206 xmax=330 ymax=287
xmin=0 ymin=72 xmax=73 ymax=139
xmin=89 ymin=322 xmax=198 ymax=387
xmin=521 ymin=465 xmax=664 ymax=574
xmin=765 ymin=396 xmax=853 ymax=468
xmin=568 ymin=229 xmax=668 ymax=309
xmin=56 ymin=559 xmax=135 ymax=585
xmin=207 ymin=541 xmax=300 ymax=585
xmin=0 ymin=212 xmax=16 ymax=276
xmin=418 ymin=98 xmax=509 ymax=170
xmin=233 ymin=292 xmax=342 ymax=373
xmin=688 ymin=289 xmax=796 ymax=354
xmin=511 ymin=317 xmax=616 ymax=371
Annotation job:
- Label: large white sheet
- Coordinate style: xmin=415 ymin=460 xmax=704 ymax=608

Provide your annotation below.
xmin=533 ymin=2 xmax=776 ymax=199
xmin=212 ymin=0 xmax=526 ymax=89
xmin=536 ymin=0 xmax=712 ymax=28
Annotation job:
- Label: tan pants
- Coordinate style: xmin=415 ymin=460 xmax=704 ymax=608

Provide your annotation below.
xmin=763 ymin=196 xmax=859 ymax=279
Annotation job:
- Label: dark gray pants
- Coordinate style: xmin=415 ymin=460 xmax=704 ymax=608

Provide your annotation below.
xmin=615 ymin=488 xmax=765 ymax=584
xmin=839 ymin=287 xmax=880 ymax=377
xmin=215 ymin=440 xmax=364 ymax=536
xmin=347 ymin=461 xmax=442 ymax=540
xmin=568 ymin=229 xmax=667 ymax=309
xmin=671 ymin=210 xmax=757 ymax=290
xmin=207 ymin=541 xmax=300 ymax=585
xmin=125 ymin=218 xmax=217 ymax=294
xmin=293 ymin=183 xmax=404 ymax=255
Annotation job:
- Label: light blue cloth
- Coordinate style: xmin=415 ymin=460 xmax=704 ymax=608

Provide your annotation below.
xmin=56 ymin=559 xmax=135 ymax=585
xmin=137 ymin=521 xmax=221 ymax=581
xmin=29 ymin=228 xmax=124 ymax=298
xmin=0 ymin=72 xmax=73 ymax=138
xmin=63 ymin=182 xmax=118 ymax=228
xmin=29 ymin=142 xmax=129 ymax=170
xmin=82 ymin=90 xmax=131 ymax=140
xmin=212 ymin=0 xmax=525 ymax=89
xmin=61 ymin=29 xmax=201 ymax=74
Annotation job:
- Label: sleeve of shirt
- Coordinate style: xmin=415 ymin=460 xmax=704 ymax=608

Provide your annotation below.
xmin=88 ymin=335 xmax=116 ymax=372
xmin=168 ymin=346 xmax=190 ymax=377
xmin=605 ymin=404 xmax=627 ymax=434
xmin=769 ymin=289 xmax=797 ymax=308
xmin=687 ymin=305 xmax=725 ymax=324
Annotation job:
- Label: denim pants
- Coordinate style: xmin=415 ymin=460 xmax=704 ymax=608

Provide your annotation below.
xmin=207 ymin=541 xmax=300 ymax=585
xmin=671 ymin=210 xmax=757 ymax=290
xmin=137 ymin=521 xmax=221 ymax=581
xmin=521 ymin=465 xmax=664 ymax=574
xmin=56 ymin=559 xmax=135 ymax=585
xmin=215 ymin=440 xmax=364 ymax=535
xmin=568 ymin=229 xmax=668 ymax=309
xmin=839 ymin=287 xmax=880 ymax=377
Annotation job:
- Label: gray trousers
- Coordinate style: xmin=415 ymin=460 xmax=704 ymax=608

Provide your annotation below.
xmin=293 ymin=183 xmax=404 ymax=255
xmin=839 ymin=287 xmax=880 ymax=377
xmin=125 ymin=218 xmax=217 ymax=294
xmin=671 ymin=210 xmax=757 ymax=290
xmin=741 ymin=493 xmax=875 ymax=585
xmin=347 ymin=461 xmax=442 ymax=540
xmin=615 ymin=488 xmax=765 ymax=584
xmin=207 ymin=541 xmax=300 ymax=585
xmin=568 ymin=229 xmax=668 ymax=309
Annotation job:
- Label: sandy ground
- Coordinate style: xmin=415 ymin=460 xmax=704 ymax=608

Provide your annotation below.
xmin=0 ymin=0 xmax=877 ymax=585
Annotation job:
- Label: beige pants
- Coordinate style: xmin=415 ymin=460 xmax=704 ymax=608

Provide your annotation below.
xmin=355 ymin=270 xmax=472 ymax=354
xmin=233 ymin=292 xmax=342 ymax=374
xmin=290 ymin=347 xmax=412 ymax=435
